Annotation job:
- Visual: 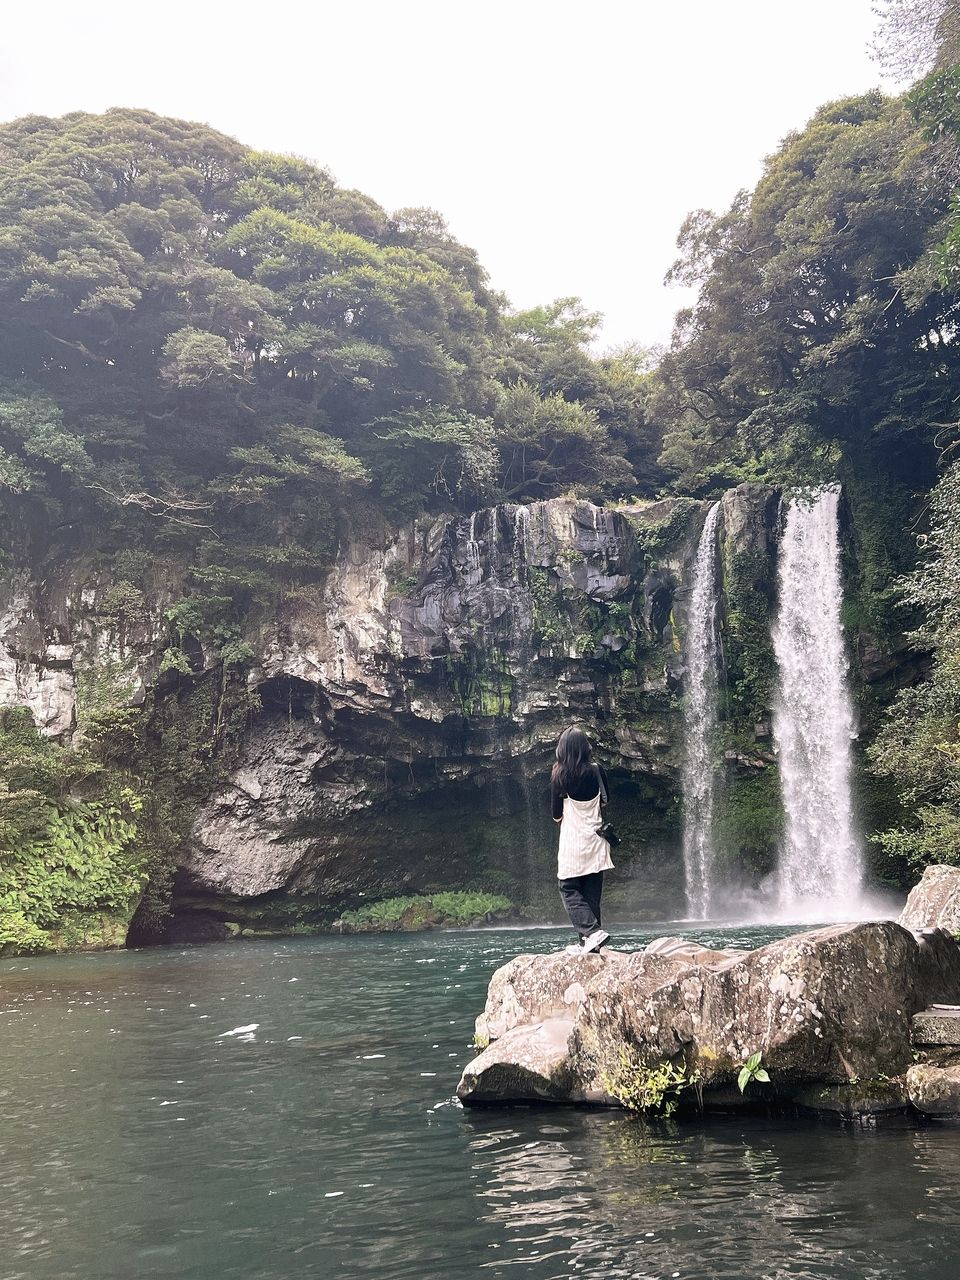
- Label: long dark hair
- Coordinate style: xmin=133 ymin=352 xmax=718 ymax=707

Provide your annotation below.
xmin=551 ymin=726 xmax=594 ymax=795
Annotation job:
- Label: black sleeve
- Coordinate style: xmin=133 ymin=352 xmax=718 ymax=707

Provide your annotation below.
xmin=597 ymin=765 xmax=609 ymax=806
xmin=551 ymin=776 xmax=564 ymax=820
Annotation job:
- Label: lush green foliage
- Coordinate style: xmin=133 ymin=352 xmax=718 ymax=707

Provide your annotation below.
xmin=337 ymin=891 xmax=513 ymax=930
xmin=0 ymin=110 xmax=660 ymax=613
xmin=648 ymin=23 xmax=960 ymax=884
xmin=860 ymin=31 xmax=960 ymax=876
xmin=714 ymin=770 xmax=783 ymax=880
xmin=0 ymin=707 xmax=144 ymax=950
xmin=869 ymin=461 xmax=960 ymax=872
xmin=654 ymin=91 xmax=959 ymax=504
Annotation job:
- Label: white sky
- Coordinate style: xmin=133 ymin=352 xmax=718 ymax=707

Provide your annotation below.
xmin=1 ymin=0 xmax=889 ymax=349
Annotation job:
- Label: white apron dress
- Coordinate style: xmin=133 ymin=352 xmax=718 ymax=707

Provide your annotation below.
xmin=557 ymin=792 xmax=614 ymax=880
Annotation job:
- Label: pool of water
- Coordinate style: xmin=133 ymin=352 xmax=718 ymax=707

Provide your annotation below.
xmin=2 ymin=923 xmax=959 ymax=1279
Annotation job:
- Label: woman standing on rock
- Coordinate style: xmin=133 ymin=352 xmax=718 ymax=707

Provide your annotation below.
xmin=551 ymin=726 xmax=613 ymax=953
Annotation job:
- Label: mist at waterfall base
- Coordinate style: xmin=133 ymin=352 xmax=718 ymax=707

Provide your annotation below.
xmin=680 ymin=488 xmax=899 ymax=928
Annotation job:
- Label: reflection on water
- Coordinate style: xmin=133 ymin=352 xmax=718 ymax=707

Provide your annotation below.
xmin=1 ymin=924 xmax=959 ymax=1279
xmin=465 ymin=1108 xmax=960 ymax=1279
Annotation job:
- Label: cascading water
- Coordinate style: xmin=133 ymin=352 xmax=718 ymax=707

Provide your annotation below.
xmin=512 ymin=505 xmax=530 ymax=584
xmin=771 ymin=486 xmax=865 ymax=921
xmin=681 ymin=501 xmax=723 ymax=919
xmin=465 ymin=511 xmax=482 ymax=582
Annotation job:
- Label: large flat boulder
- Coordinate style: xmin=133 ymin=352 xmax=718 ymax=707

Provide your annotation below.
xmin=457 ymin=922 xmax=960 ymax=1111
xmin=900 ymin=865 xmax=960 ymax=934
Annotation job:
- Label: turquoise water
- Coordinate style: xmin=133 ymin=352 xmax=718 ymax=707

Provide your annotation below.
xmin=2 ymin=923 xmax=959 ymax=1279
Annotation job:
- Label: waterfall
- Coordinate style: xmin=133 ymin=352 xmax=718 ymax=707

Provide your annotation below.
xmin=681 ymin=501 xmax=723 ymax=919
xmin=463 ymin=511 xmax=484 ymax=586
xmin=772 ymin=487 xmax=864 ymax=920
xmin=512 ymin=506 xmax=529 ymax=580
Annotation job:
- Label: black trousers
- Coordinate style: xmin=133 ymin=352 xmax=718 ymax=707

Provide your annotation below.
xmin=558 ymin=871 xmax=604 ymax=940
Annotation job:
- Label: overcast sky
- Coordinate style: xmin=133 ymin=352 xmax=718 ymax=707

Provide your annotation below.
xmin=1 ymin=1 xmax=890 ymax=349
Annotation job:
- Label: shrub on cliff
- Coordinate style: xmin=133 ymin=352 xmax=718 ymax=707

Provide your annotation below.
xmin=0 ymin=707 xmax=145 ymax=952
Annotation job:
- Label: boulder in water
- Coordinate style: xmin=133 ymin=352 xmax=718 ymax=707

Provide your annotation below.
xmin=457 ymin=922 xmax=960 ymax=1115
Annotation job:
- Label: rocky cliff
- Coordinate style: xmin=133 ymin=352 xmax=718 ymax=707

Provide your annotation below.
xmin=183 ymin=492 xmax=714 ymax=934
xmin=0 ymin=483 xmax=899 ymax=947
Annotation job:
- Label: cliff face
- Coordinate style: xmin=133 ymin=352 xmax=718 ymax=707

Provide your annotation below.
xmin=0 ymin=483 xmax=896 ymax=947
xmin=178 ymin=495 xmax=711 ymax=933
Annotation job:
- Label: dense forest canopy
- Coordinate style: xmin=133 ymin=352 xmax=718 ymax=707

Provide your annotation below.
xmin=0 ymin=109 xmax=661 ymax=610
xmin=4 ymin=0 xmax=960 ymax=949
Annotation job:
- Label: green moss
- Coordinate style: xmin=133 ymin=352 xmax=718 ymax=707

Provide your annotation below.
xmin=46 ymin=910 xmax=130 ymax=952
xmin=720 ymin=546 xmax=777 ymax=727
xmin=839 ymin=455 xmax=925 ymax=646
xmin=713 ymin=767 xmax=782 ymax=879
xmin=528 ymin=566 xmax=570 ymax=650
xmin=626 ymin=498 xmax=701 ymax=566
xmin=446 ymin=651 xmax=514 ymax=717
xmin=97 ymin=580 xmax=149 ymax=627
xmin=554 ymin=546 xmax=587 ymax=568
xmin=385 ymin=561 xmax=418 ymax=599
xmin=74 ymin=654 xmax=138 ymax=727
xmin=127 ymin=672 xmax=258 ymax=940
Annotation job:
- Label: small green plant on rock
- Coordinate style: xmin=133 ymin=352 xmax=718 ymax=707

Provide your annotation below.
xmin=384 ymin=561 xmax=418 ymax=599
xmin=738 ymin=1051 xmax=770 ymax=1093
xmin=602 ymin=1047 xmax=699 ymax=1117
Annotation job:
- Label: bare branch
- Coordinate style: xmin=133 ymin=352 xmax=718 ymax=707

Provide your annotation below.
xmin=44 ymin=331 xmax=112 ymax=366
xmin=85 ymin=482 xmax=218 ymax=533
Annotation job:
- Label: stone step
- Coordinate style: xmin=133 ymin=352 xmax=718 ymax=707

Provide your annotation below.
xmin=911 ymin=1005 xmax=960 ymax=1047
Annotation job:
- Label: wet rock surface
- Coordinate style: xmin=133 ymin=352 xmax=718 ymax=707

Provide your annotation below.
xmin=458 ymin=922 xmax=960 ymax=1118
xmin=10 ymin=485 xmax=906 ymax=938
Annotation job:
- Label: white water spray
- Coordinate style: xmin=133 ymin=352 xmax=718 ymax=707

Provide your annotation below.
xmin=772 ymin=487 xmax=865 ymax=921
xmin=681 ymin=502 xmax=723 ymax=919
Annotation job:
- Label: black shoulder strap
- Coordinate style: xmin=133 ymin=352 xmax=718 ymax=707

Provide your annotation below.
xmin=594 ymin=764 xmax=608 ymax=805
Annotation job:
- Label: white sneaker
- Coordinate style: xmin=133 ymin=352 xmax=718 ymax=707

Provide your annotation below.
xmin=564 ymin=943 xmax=584 ymax=955
xmin=582 ymin=930 xmax=610 ymax=953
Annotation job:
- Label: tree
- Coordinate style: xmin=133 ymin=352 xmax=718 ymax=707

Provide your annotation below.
xmin=873 ymin=0 xmax=960 ymax=80
xmin=869 ymin=457 xmax=960 ymax=874
xmin=654 ymin=92 xmax=960 ymax=505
